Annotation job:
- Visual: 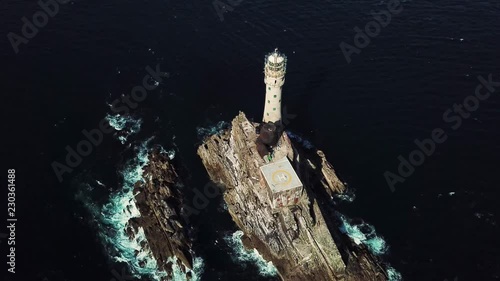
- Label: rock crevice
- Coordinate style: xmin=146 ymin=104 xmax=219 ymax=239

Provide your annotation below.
xmin=130 ymin=148 xmax=194 ymax=279
xmin=197 ymin=112 xmax=388 ymax=281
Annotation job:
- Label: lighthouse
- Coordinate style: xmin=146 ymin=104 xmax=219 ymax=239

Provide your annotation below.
xmin=263 ymin=48 xmax=287 ymax=124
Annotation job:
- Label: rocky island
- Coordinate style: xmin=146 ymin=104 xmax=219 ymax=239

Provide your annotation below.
xmin=131 ymin=147 xmax=196 ymax=279
xmin=114 ymin=49 xmax=393 ymax=281
xmin=196 ymin=49 xmax=390 ymax=280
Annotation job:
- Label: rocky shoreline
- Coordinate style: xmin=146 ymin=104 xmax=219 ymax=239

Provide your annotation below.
xmin=121 ymin=113 xmax=392 ymax=280
xmin=197 ymin=112 xmax=389 ymax=281
xmin=129 ymin=147 xmax=195 ymax=280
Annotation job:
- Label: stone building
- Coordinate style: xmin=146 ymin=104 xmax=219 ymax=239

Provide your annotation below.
xmin=262 ymin=48 xmax=287 ymax=124
xmin=259 ymin=157 xmax=303 ymax=208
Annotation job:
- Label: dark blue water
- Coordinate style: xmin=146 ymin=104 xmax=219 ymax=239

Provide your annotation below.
xmin=2 ymin=0 xmax=500 ymax=280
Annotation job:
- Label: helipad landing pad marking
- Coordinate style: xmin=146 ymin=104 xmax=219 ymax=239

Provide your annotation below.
xmin=272 ymin=170 xmax=292 ymax=186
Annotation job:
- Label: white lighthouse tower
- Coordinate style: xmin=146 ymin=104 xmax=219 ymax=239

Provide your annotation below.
xmin=263 ymin=48 xmax=287 ymax=124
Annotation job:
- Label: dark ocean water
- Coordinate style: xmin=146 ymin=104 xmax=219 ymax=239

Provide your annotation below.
xmin=2 ymin=0 xmax=500 ymax=280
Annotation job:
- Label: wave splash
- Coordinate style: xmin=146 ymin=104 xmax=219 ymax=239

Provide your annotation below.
xmin=224 ymin=231 xmax=278 ymax=277
xmin=386 ymin=265 xmax=403 ymax=281
xmin=105 ymin=114 xmax=143 ymax=144
xmin=333 ymin=188 xmax=356 ymax=203
xmin=171 ymin=256 xmax=205 ymax=281
xmin=336 ymin=212 xmax=402 ymax=280
xmin=78 ymin=138 xmax=203 ymax=281
xmin=337 ymin=212 xmax=388 ymax=255
xmin=196 ymin=121 xmax=229 ymax=140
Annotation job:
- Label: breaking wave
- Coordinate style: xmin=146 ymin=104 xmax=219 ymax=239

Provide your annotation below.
xmin=224 ymin=231 xmax=278 ymax=277
xmin=196 ymin=121 xmax=229 ymax=140
xmin=333 ymin=188 xmax=356 ymax=203
xmin=105 ymin=114 xmax=143 ymax=144
xmin=285 ymin=131 xmax=314 ymax=149
xmin=168 ymin=256 xmax=205 ymax=281
xmin=386 ymin=265 xmax=403 ymax=281
xmin=337 ymin=212 xmax=388 ymax=255
xmin=336 ymin=212 xmax=403 ymax=280
xmin=80 ymin=139 xmax=165 ymax=279
xmin=157 ymin=144 xmax=176 ymax=160
xmin=78 ymin=138 xmax=203 ymax=281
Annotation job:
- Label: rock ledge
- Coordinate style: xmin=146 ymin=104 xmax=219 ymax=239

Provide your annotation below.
xmin=197 ymin=112 xmax=388 ymax=281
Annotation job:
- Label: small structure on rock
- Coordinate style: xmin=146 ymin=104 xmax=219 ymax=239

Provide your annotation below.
xmin=259 ymin=157 xmax=303 ymax=208
xmin=257 ymin=49 xmax=303 ymax=208
xmin=197 ymin=49 xmax=390 ymax=280
xmin=262 ymin=48 xmax=287 ymax=124
xmin=257 ymin=48 xmax=287 ymax=157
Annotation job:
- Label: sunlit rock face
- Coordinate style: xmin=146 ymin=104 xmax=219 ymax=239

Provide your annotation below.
xmin=197 ymin=112 xmax=393 ymax=281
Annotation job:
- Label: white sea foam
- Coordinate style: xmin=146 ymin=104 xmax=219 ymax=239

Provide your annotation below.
xmin=196 ymin=121 xmax=229 ymax=140
xmin=168 ymin=256 xmax=205 ymax=281
xmin=336 ymin=213 xmax=403 ymax=280
xmin=386 ymin=265 xmax=403 ymax=281
xmin=337 ymin=212 xmax=388 ymax=255
xmin=333 ymin=188 xmax=356 ymax=203
xmin=79 ymin=139 xmax=203 ymax=281
xmin=105 ymin=114 xmax=143 ymax=144
xmin=157 ymin=144 xmax=176 ymax=160
xmin=97 ymin=139 xmax=165 ymax=279
xmin=224 ymin=231 xmax=278 ymax=277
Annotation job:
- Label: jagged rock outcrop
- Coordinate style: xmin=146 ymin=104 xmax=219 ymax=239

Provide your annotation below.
xmin=130 ymin=148 xmax=194 ymax=280
xmin=197 ymin=112 xmax=388 ymax=281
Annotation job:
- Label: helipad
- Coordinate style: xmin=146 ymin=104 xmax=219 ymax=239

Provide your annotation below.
xmin=259 ymin=157 xmax=303 ymax=208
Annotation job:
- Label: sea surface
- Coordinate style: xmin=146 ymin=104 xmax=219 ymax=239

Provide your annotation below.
xmin=2 ymin=0 xmax=500 ymax=280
